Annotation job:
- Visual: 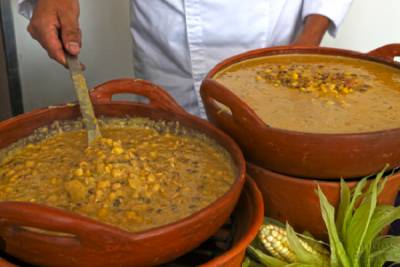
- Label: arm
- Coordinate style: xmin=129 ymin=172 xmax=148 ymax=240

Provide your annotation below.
xmin=291 ymin=14 xmax=330 ymax=47
xmin=291 ymin=0 xmax=353 ymax=47
xmin=20 ymin=0 xmax=81 ymax=66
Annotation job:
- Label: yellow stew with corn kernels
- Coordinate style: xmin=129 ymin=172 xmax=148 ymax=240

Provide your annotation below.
xmin=0 ymin=118 xmax=236 ymax=232
xmin=214 ymin=54 xmax=400 ymax=134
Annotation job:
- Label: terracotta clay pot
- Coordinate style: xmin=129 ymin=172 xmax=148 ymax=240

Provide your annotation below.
xmin=0 ymin=258 xmax=15 ymax=267
xmin=200 ymin=177 xmax=264 ymax=267
xmin=247 ymin=162 xmax=400 ymax=241
xmin=0 ymin=79 xmax=246 ymax=267
xmin=0 ymin=177 xmax=264 ymax=267
xmin=200 ymin=44 xmax=400 ymax=179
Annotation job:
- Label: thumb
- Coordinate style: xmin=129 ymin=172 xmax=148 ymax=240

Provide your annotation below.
xmin=59 ymin=13 xmax=81 ymax=55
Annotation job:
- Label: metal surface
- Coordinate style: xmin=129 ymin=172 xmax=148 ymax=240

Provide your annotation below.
xmin=66 ymin=55 xmax=102 ymax=143
xmin=0 ymin=0 xmax=23 ymax=116
xmin=0 ymin=25 xmax=12 ymax=120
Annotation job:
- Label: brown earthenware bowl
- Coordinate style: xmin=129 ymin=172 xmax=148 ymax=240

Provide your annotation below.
xmin=247 ymin=162 xmax=400 ymax=241
xmin=0 ymin=79 xmax=246 ymax=267
xmin=200 ymin=44 xmax=400 ymax=179
xmin=0 ymin=177 xmax=263 ymax=267
xmin=200 ymin=177 xmax=263 ymax=267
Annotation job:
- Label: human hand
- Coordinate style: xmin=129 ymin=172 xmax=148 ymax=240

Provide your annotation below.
xmin=291 ymin=14 xmax=330 ymax=47
xmin=27 ymin=0 xmax=81 ymax=66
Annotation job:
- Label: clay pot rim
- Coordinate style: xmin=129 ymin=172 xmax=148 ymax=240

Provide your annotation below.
xmin=247 ymin=162 xmax=400 ymax=186
xmin=0 ymin=100 xmax=246 ymax=241
xmin=204 ymin=45 xmax=400 ymax=137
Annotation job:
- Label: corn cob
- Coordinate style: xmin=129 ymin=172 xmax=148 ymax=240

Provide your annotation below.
xmin=258 ymin=224 xmax=329 ymax=263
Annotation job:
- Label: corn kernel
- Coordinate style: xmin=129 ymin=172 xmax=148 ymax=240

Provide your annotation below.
xmin=111 ymin=168 xmax=122 ymax=178
xmin=109 ymin=192 xmax=117 ymax=201
xmin=98 ymin=180 xmax=110 ymax=189
xmin=74 ymin=168 xmax=84 ymax=177
xmin=255 ymin=76 xmax=264 ymax=81
xmin=112 ymin=147 xmax=124 ymax=155
xmin=112 ymin=183 xmax=122 ymax=190
xmin=25 ymin=161 xmax=35 ymax=168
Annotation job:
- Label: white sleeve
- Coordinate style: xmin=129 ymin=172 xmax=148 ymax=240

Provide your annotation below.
xmin=18 ymin=0 xmax=37 ymax=19
xmin=302 ymin=0 xmax=353 ymax=37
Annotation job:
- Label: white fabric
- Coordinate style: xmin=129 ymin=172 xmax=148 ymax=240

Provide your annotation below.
xmin=18 ymin=0 xmax=37 ymax=19
xmin=19 ymin=0 xmax=352 ymax=117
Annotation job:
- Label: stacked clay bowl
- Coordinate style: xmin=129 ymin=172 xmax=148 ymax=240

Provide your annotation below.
xmin=247 ymin=162 xmax=400 ymax=240
xmin=200 ymin=44 xmax=400 ymax=239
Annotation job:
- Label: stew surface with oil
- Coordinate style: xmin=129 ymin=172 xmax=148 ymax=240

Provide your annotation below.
xmin=0 ymin=118 xmax=236 ymax=232
xmin=214 ymin=54 xmax=400 ymax=133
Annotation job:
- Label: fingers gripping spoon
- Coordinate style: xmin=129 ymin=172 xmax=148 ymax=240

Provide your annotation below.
xmin=66 ymin=54 xmax=102 ymax=144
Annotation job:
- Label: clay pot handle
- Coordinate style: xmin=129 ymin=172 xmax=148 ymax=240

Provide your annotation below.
xmin=200 ymin=78 xmax=266 ymax=131
xmin=90 ymin=78 xmax=187 ymax=115
xmin=367 ymin=43 xmax=400 ymax=62
xmin=0 ymin=202 xmax=124 ymax=249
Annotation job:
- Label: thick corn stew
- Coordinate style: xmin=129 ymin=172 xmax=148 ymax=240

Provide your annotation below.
xmin=0 ymin=118 xmax=236 ymax=232
xmin=214 ymin=54 xmax=400 ymax=133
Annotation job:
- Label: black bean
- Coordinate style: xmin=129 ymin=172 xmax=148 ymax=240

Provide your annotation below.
xmin=113 ymin=198 xmax=122 ymax=207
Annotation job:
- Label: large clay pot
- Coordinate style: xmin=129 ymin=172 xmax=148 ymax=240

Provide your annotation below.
xmin=247 ymin=162 xmax=400 ymax=241
xmin=0 ymin=177 xmax=264 ymax=267
xmin=0 ymin=79 xmax=246 ymax=267
xmin=200 ymin=44 xmax=400 ymax=179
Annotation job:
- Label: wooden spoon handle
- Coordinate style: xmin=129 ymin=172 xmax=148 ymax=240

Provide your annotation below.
xmin=66 ymin=55 xmax=102 ymax=143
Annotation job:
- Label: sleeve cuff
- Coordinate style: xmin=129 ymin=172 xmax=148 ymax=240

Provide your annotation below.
xmin=302 ymin=0 xmax=353 ymax=37
xmin=18 ymin=0 xmax=37 ymax=19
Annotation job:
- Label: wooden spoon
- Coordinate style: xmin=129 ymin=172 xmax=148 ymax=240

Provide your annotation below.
xmin=66 ymin=54 xmax=102 ymax=144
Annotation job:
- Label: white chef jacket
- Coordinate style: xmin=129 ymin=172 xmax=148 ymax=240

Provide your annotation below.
xmin=19 ymin=0 xmax=352 ymax=117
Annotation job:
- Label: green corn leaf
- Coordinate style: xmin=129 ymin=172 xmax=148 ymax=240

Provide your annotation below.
xmin=317 ymin=186 xmax=351 ymax=267
xmin=360 ymin=244 xmax=372 ymax=267
xmin=296 ymin=232 xmax=330 ymax=256
xmin=264 ymin=217 xmax=286 ymax=228
xmin=345 ymin=196 xmax=376 ymax=266
xmin=342 ymin=176 xmax=368 ymax=239
xmin=247 ymin=246 xmax=288 ymax=267
xmin=376 ymin=176 xmax=388 ymax=197
xmin=371 ymin=236 xmax=400 ymax=267
xmin=285 ymin=264 xmax=316 ymax=267
xmin=242 ymin=256 xmax=265 ymax=267
xmin=285 ymin=223 xmax=328 ymax=266
xmin=300 ymin=231 xmax=314 ymax=239
xmin=336 ymin=179 xmax=351 ymax=240
xmin=363 ymin=205 xmax=400 ymax=248
xmin=250 ymin=261 xmax=265 ymax=267
xmin=345 ymin=176 xmax=379 ymax=267
xmin=376 ymin=164 xmax=391 ymax=196
xmin=242 ymin=257 xmax=251 ymax=267
xmin=249 ymin=261 xmax=265 ymax=267
xmin=362 ymin=169 xmax=386 ymax=199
